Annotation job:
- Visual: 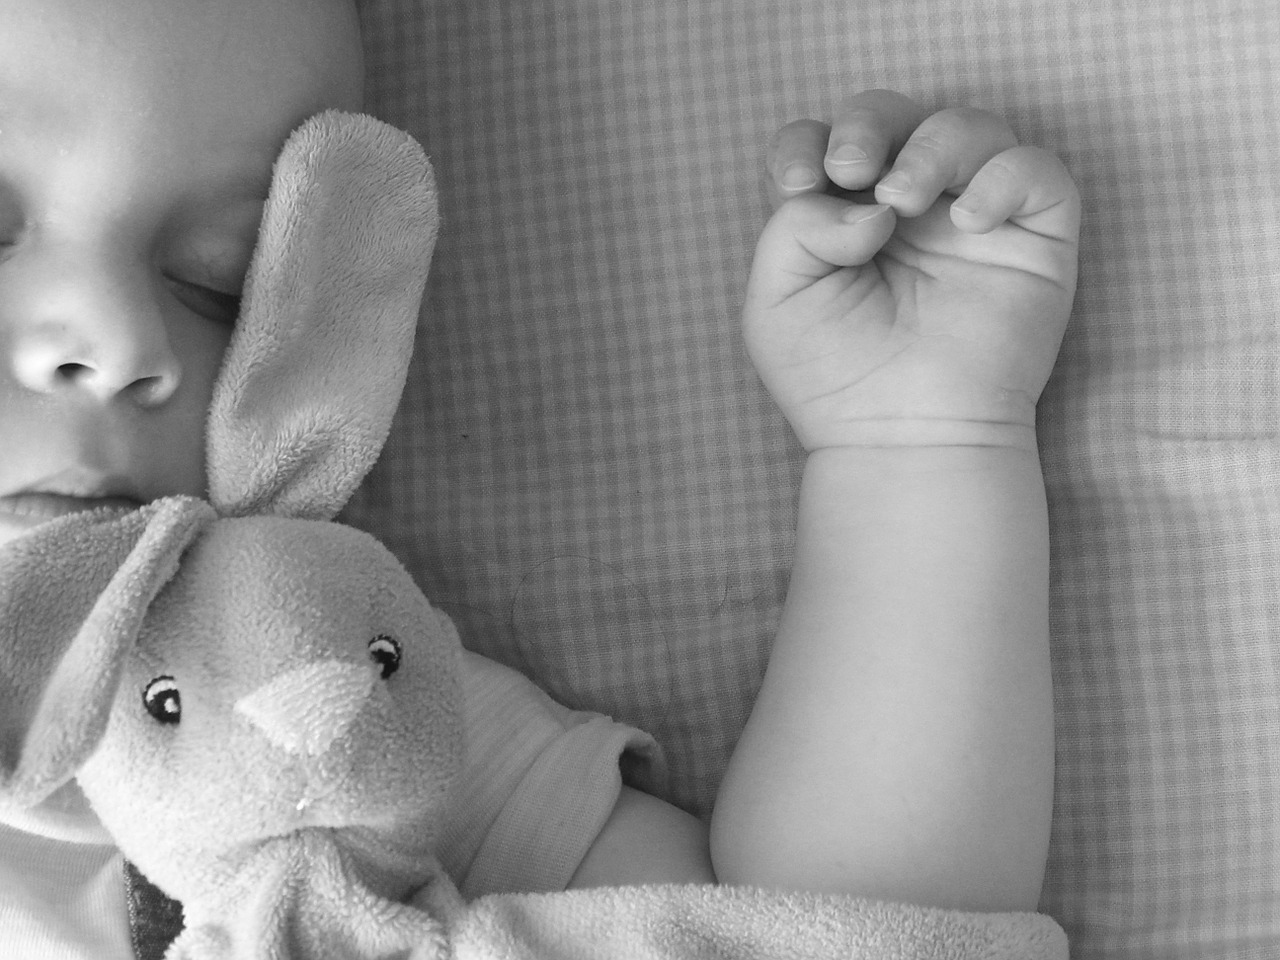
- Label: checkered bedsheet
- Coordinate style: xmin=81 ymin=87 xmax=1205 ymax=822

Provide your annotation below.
xmin=348 ymin=2 xmax=1280 ymax=955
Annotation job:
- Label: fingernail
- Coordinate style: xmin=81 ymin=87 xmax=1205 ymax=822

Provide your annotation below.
xmin=952 ymin=190 xmax=982 ymax=215
xmin=877 ymin=170 xmax=911 ymax=194
xmin=843 ymin=203 xmax=889 ymax=224
xmin=827 ymin=143 xmax=869 ymax=166
xmin=780 ymin=163 xmax=818 ymax=191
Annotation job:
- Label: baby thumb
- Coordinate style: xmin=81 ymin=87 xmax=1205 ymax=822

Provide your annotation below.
xmin=745 ymin=194 xmax=895 ymax=308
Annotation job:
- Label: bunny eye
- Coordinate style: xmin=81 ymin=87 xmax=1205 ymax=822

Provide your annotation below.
xmin=143 ymin=676 xmax=181 ymax=725
xmin=368 ymin=635 xmax=402 ymax=680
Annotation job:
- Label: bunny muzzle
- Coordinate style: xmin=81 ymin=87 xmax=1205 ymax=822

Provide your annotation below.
xmin=235 ymin=658 xmax=380 ymax=761
xmin=70 ymin=515 xmax=463 ymax=905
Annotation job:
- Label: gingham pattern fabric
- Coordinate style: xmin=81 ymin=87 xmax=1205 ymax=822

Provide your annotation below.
xmin=347 ymin=1 xmax=1280 ymax=956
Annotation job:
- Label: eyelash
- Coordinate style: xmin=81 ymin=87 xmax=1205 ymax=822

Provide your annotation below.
xmin=165 ymin=274 xmax=243 ymax=327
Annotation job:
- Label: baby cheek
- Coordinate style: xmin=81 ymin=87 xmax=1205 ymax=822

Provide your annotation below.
xmin=170 ymin=296 xmax=236 ymax=381
xmin=150 ymin=314 xmax=233 ymax=498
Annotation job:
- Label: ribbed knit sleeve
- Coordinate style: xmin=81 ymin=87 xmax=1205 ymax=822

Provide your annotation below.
xmin=437 ymin=652 xmax=663 ymax=899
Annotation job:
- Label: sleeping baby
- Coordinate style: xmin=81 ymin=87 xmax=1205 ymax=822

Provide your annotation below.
xmin=0 ymin=0 xmax=1078 ymax=955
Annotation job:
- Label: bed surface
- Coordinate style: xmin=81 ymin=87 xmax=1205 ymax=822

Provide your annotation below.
xmin=349 ymin=2 xmax=1280 ymax=955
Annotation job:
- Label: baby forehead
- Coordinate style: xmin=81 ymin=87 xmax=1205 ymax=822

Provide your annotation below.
xmin=0 ymin=0 xmax=362 ymax=136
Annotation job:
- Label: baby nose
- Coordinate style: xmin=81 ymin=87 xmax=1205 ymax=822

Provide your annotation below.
xmin=8 ymin=251 xmax=182 ymax=406
xmin=235 ymin=660 xmax=378 ymax=758
xmin=12 ymin=323 xmax=182 ymax=407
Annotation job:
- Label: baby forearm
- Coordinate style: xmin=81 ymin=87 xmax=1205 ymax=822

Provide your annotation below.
xmin=712 ymin=442 xmax=1054 ymax=910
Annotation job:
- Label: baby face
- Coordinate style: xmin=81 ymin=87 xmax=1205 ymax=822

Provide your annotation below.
xmin=0 ymin=0 xmax=363 ymax=550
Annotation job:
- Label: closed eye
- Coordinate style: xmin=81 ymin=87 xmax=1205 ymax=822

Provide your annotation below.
xmin=165 ymin=274 xmax=242 ymax=326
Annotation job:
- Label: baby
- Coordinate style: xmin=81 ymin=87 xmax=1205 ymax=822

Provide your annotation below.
xmin=0 ymin=0 xmax=1078 ymax=954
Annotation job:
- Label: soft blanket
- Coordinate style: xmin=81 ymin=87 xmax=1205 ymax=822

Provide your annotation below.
xmin=421 ymin=878 xmax=1068 ymax=960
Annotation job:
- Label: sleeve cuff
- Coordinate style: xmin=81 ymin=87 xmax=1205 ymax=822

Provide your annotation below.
xmin=438 ymin=651 xmax=663 ymax=899
xmin=460 ymin=716 xmax=658 ymax=897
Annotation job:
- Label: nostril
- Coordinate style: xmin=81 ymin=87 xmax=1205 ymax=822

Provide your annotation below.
xmin=54 ymin=362 xmax=90 ymax=382
xmin=125 ymin=374 xmax=175 ymax=407
xmin=51 ymin=362 xmax=177 ymax=406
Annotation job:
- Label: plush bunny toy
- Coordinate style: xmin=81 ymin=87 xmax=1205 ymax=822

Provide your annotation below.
xmin=0 ymin=112 xmax=460 ymax=958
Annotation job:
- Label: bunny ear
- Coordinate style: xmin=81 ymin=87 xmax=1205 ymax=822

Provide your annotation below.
xmin=0 ymin=498 xmax=213 ymax=807
xmin=207 ymin=110 xmax=439 ymax=520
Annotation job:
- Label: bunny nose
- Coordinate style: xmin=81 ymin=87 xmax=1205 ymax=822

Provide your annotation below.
xmin=235 ymin=660 xmax=377 ymax=757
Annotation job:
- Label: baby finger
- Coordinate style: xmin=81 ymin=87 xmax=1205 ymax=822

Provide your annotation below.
xmin=767 ymin=118 xmax=833 ymax=208
xmin=747 ymin=194 xmax=896 ymax=307
xmin=950 ymin=145 xmax=1081 ymax=241
xmin=874 ymin=107 xmax=1018 ymax=217
xmin=823 ymin=89 xmax=928 ymax=192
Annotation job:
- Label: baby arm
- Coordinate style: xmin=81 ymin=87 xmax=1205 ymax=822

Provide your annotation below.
xmin=569 ymin=786 xmax=714 ymax=887
xmin=711 ymin=91 xmax=1080 ymax=911
xmin=439 ymin=651 xmax=712 ymax=894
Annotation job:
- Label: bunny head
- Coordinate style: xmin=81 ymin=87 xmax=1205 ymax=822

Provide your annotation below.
xmin=0 ymin=111 xmax=459 ymax=919
xmin=79 ymin=509 xmax=462 ymax=902
xmin=4 ymin=502 xmax=462 ymax=909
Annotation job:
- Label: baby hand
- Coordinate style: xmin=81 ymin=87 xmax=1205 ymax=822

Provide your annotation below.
xmin=744 ymin=90 xmax=1080 ymax=450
